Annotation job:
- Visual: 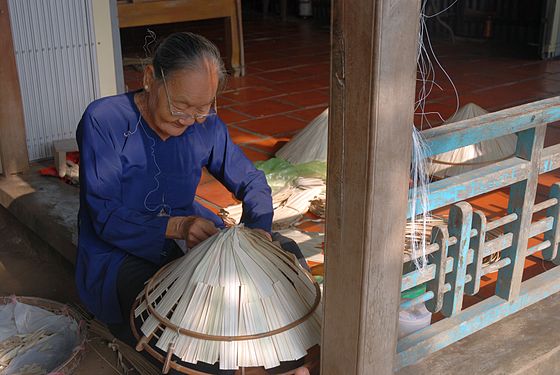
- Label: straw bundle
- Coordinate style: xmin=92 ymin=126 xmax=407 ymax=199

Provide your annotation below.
xmin=275 ymin=109 xmax=328 ymax=164
xmin=404 ymin=215 xmax=445 ymax=256
xmin=308 ymin=194 xmax=326 ymax=218
xmin=132 ymin=226 xmax=322 ymax=373
xmin=429 ymin=103 xmax=517 ymax=178
xmin=221 ymin=178 xmax=326 ymax=230
xmin=404 ymin=215 xmax=502 ymax=266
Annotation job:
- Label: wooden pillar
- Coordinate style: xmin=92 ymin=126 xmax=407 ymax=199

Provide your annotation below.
xmin=0 ymin=0 xmax=28 ymax=175
xmin=321 ymin=1 xmax=421 ymax=374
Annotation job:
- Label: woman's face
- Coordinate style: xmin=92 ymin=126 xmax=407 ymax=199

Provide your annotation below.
xmin=143 ymin=59 xmax=219 ymax=140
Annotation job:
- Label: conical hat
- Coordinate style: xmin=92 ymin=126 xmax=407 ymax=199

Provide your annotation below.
xmin=132 ymin=226 xmax=321 ymax=372
xmin=429 ymin=103 xmax=517 ymax=178
xmin=276 ymin=109 xmax=329 ymax=163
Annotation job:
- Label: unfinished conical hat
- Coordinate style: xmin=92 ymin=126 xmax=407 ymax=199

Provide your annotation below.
xmin=132 ymin=225 xmax=322 ymax=372
xmin=276 ymin=108 xmax=329 ymax=163
xmin=429 ymin=103 xmax=517 ymax=178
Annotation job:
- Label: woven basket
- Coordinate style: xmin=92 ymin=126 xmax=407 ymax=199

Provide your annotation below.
xmin=0 ymin=296 xmax=87 ymax=375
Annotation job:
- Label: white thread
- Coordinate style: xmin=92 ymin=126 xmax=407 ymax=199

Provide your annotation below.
xmin=124 ymin=113 xmax=142 ymax=137
xmin=408 ymin=0 xmax=460 ymax=271
xmin=124 ymin=115 xmax=172 ymax=216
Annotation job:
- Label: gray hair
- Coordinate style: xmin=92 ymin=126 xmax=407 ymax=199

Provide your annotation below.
xmin=152 ymin=32 xmax=227 ymax=91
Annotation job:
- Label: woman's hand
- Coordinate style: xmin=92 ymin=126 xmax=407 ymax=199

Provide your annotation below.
xmin=166 ymin=216 xmax=218 ymax=248
xmin=291 ymin=366 xmax=310 ymax=375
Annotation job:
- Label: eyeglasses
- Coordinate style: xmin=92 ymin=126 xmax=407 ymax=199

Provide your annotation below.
xmin=160 ymin=67 xmax=218 ymax=122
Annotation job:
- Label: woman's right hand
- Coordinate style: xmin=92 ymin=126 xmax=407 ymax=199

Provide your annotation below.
xmin=166 ymin=216 xmax=219 ymax=248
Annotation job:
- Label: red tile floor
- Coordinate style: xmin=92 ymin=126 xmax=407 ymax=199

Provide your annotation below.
xmin=122 ymin=15 xmax=560 ymax=315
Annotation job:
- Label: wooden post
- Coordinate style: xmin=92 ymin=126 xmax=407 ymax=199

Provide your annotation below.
xmin=322 ymin=1 xmax=421 ymax=374
xmin=0 ymin=0 xmax=28 ymax=175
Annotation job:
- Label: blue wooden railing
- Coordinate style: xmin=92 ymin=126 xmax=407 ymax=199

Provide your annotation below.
xmin=397 ymin=96 xmax=560 ymax=370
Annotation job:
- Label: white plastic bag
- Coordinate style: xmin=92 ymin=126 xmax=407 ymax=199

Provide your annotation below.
xmin=0 ymin=301 xmax=79 ymax=375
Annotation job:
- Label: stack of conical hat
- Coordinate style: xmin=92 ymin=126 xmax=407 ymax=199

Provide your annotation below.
xmin=276 ymin=109 xmax=329 ymax=164
xmin=132 ymin=226 xmax=322 ymax=373
xmin=429 ymin=103 xmax=517 ymax=178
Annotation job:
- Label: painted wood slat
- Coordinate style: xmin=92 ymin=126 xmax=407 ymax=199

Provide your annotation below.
xmin=425 ymin=225 xmax=449 ymax=313
xmin=538 ymin=143 xmax=560 ymax=173
xmin=442 ymin=202 xmax=473 ymax=317
xmin=420 ymin=97 xmax=557 ymax=157
xmin=465 ymin=211 xmax=486 ymax=296
xmin=401 ymin=214 xmax=553 ymax=293
xmin=407 ymin=157 xmax=530 ymax=218
xmin=527 ymin=240 xmax=552 ymax=257
xmin=486 ymin=213 xmax=517 ymax=231
xmin=532 ymin=197 xmax=557 ymax=213
xmin=496 ymin=126 xmax=546 ymax=302
xmin=543 ymin=183 xmax=560 ymax=263
xmin=396 ymin=266 xmax=560 ymax=370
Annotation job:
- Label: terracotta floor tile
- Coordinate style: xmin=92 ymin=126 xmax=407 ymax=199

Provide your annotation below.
xmin=218 ymin=108 xmax=252 ymax=124
xmin=222 ymin=86 xmax=281 ymax=102
xmin=256 ymin=69 xmax=304 ymax=82
xmin=239 ymin=146 xmax=271 ymax=162
xmin=224 ymin=76 xmax=274 ymax=90
xmin=249 ymin=58 xmax=308 ymax=71
xmin=545 ymin=60 xmax=560 ymax=74
xmin=291 ymin=63 xmax=331 ymax=77
xmin=297 ymin=219 xmax=325 ymax=233
xmin=229 ymin=99 xmax=298 ymax=118
xmin=216 ymin=96 xmax=240 ymax=108
xmin=248 ymin=136 xmax=291 ymax=154
xmin=196 ymin=180 xmax=239 ymax=208
xmin=199 ymin=168 xmax=216 ymax=186
xmin=273 ymin=78 xmax=328 ymax=93
xmin=235 ymin=115 xmax=307 ymax=136
xmin=279 ymin=91 xmax=330 ymax=107
xmin=289 ymin=107 xmax=328 ymax=122
xmin=227 ymin=126 xmax=265 ymax=145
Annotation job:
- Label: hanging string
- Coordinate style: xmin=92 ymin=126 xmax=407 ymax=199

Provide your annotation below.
xmin=415 ymin=0 xmax=460 ymax=129
xmin=409 ymin=0 xmax=460 ymax=271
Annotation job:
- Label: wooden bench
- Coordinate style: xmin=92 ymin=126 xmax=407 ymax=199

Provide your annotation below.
xmin=117 ymin=0 xmax=245 ymax=76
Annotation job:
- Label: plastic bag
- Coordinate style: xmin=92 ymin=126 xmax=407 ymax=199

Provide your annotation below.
xmin=254 ymin=158 xmax=326 ymax=193
xmin=0 ymin=301 xmax=79 ymax=375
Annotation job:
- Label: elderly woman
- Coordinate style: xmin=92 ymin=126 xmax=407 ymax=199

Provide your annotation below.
xmin=76 ymin=32 xmax=311 ymax=374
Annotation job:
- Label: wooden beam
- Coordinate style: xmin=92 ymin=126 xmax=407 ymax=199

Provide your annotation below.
xmin=322 ymin=1 xmax=421 ymax=374
xmin=0 ymin=0 xmax=28 ymax=175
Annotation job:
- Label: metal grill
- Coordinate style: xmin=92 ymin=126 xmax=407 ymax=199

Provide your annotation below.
xmin=8 ymin=0 xmax=99 ymax=160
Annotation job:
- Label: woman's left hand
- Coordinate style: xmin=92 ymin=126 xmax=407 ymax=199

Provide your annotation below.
xmin=253 ymin=228 xmax=272 ymax=241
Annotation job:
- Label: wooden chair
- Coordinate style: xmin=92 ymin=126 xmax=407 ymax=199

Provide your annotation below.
xmin=117 ymin=0 xmax=245 ymax=76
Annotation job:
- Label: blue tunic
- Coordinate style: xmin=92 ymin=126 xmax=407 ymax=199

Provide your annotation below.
xmin=76 ymin=92 xmax=273 ymax=324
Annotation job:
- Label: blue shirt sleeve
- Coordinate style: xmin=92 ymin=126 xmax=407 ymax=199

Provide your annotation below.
xmin=205 ymin=118 xmax=273 ymax=232
xmin=78 ymin=111 xmax=169 ymax=264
